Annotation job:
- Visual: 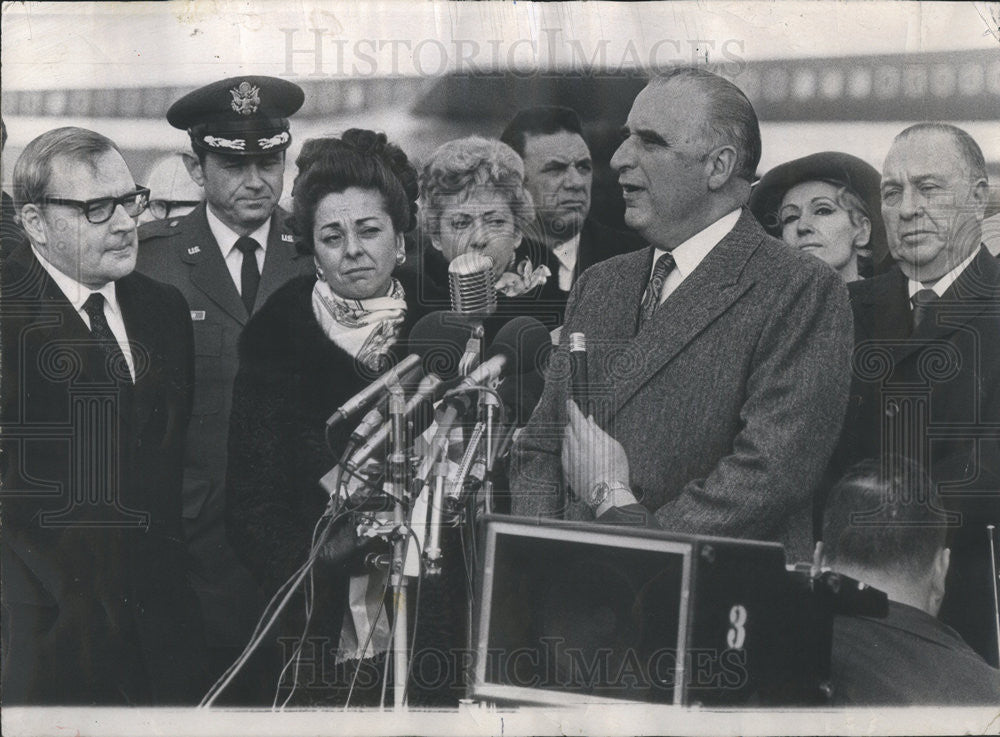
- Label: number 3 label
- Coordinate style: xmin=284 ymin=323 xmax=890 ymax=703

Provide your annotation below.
xmin=726 ymin=604 xmax=747 ymax=649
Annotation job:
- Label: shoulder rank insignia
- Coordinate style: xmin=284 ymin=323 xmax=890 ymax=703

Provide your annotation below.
xmin=230 ymin=81 xmax=261 ymax=116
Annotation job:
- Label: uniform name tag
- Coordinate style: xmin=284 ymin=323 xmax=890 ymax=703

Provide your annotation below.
xmin=191 ymin=310 xmax=206 ymax=321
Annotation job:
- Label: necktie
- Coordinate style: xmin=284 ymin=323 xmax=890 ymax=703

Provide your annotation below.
xmin=639 ymin=252 xmax=676 ymax=326
xmin=235 ymin=236 xmax=261 ymax=314
xmin=82 ymin=292 xmax=130 ymax=382
xmin=911 ymin=288 xmax=938 ymax=333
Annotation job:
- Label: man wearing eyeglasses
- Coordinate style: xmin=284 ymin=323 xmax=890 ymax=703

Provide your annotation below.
xmin=138 ymin=151 xmax=204 ymax=224
xmin=136 ymin=76 xmax=312 ymax=702
xmin=1 ymin=126 xmax=206 ymax=704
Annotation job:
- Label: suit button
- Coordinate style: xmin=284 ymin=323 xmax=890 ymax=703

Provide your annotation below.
xmin=885 ymin=400 xmax=899 ymax=418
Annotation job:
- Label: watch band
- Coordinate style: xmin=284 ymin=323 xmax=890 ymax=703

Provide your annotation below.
xmin=592 ymin=482 xmax=634 ymax=517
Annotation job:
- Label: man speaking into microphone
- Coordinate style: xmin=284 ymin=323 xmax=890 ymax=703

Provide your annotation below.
xmin=510 ymin=69 xmax=853 ymax=562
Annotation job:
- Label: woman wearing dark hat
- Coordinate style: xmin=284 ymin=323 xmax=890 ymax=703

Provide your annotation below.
xmin=225 ymin=129 xmax=430 ymax=706
xmin=749 ymin=151 xmax=891 ymax=280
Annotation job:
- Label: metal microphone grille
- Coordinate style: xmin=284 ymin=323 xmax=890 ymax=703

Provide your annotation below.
xmin=448 ymin=252 xmax=497 ymax=314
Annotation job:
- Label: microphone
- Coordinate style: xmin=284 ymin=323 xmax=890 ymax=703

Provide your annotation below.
xmin=345 ymin=372 xmax=445 ymax=472
xmin=407 ymin=310 xmax=481 ymax=384
xmin=569 ymin=332 xmax=589 ymax=416
xmin=412 ymin=317 xmax=552 ymax=489
xmin=448 ymin=252 xmax=496 ymax=315
xmin=325 ymin=353 xmax=422 ymax=432
xmin=497 ymin=368 xmax=545 ymax=427
xmin=441 ymin=316 xmax=551 ymax=417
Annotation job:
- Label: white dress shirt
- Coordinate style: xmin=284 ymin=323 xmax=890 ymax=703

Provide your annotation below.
xmin=31 ymin=245 xmax=136 ymax=382
xmin=205 ymin=205 xmax=270 ymax=294
xmin=551 ymin=233 xmax=581 ymax=292
xmin=649 ymin=208 xmax=741 ymax=304
xmin=906 ymin=247 xmax=979 ymax=299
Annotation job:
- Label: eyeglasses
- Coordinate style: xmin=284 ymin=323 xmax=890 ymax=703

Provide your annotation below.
xmin=148 ymin=199 xmax=202 ymax=220
xmin=41 ymin=185 xmax=151 ymax=224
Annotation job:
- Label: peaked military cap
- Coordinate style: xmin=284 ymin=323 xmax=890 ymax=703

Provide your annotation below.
xmin=167 ymin=76 xmax=304 ymax=156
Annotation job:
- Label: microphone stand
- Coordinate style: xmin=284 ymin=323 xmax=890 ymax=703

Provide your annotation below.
xmin=385 ymin=383 xmax=410 ymax=709
xmin=424 ymin=459 xmax=450 ymax=575
xmin=989 ymin=525 xmax=1000 ymax=668
xmin=481 ymin=389 xmax=499 ymax=514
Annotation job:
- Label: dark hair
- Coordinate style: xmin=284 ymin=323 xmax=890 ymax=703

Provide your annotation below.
xmin=13 ymin=126 xmax=122 ymax=212
xmin=291 ymin=129 xmax=418 ymax=254
xmin=649 ymin=68 xmax=761 ymax=183
xmin=499 ymin=106 xmax=586 ymax=159
xmin=822 ymin=458 xmax=949 ymax=580
xmin=894 ymin=123 xmax=987 ymax=182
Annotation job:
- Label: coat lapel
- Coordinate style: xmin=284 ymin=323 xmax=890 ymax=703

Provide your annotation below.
xmin=891 ymin=246 xmax=998 ymax=363
xmin=9 ymin=245 xmax=103 ymax=379
xmin=182 ymin=204 xmax=249 ymax=325
xmin=256 ymin=207 xmax=306 ymax=312
xmin=855 ymin=266 xmax=910 ymax=341
xmin=609 ymin=210 xmax=760 ymax=416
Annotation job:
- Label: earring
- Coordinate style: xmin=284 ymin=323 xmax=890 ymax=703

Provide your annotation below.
xmin=396 ymin=250 xmax=406 ymax=266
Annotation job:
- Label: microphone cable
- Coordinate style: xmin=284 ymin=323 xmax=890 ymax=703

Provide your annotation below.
xmin=201 ymin=451 xmax=382 ymax=707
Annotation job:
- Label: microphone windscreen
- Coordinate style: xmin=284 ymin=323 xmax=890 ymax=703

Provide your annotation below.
xmin=448 ymin=252 xmax=496 ymax=315
xmin=487 ymin=316 xmax=553 ymax=376
xmin=497 ymin=370 xmax=546 ymax=426
xmin=408 ymin=311 xmax=478 ymax=382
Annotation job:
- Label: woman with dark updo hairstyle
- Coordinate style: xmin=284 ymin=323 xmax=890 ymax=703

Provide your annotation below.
xmin=225 ymin=129 xmax=428 ymax=705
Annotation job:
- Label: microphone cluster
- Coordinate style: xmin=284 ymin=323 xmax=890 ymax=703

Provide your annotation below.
xmin=326 ymin=310 xmax=552 ymax=514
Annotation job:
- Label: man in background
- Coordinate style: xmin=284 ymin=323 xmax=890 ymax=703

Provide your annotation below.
xmin=137 ymin=75 xmax=314 ymax=699
xmin=1 ymin=117 xmax=29 ymax=258
xmin=820 ymin=459 xmax=1000 ymax=704
xmin=139 ymin=150 xmax=204 ymax=224
xmin=500 ymin=106 xmax=641 ymax=325
xmin=834 ymin=122 xmax=1000 ymax=665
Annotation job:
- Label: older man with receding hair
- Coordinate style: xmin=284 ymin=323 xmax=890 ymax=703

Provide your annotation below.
xmin=833 ymin=122 xmax=1000 ymax=666
xmin=2 ymin=126 xmax=205 ymax=704
xmin=511 ymin=68 xmax=854 ymax=563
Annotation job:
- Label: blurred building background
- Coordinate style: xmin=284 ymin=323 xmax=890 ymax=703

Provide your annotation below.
xmin=3 ymin=1 xmax=999 ymax=229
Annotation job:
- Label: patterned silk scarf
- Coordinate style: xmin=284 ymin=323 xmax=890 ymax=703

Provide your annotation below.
xmin=311 ymin=278 xmax=407 ymax=371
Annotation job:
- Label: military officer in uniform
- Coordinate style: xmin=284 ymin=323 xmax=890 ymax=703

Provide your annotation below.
xmin=137 ymin=76 xmax=313 ymax=701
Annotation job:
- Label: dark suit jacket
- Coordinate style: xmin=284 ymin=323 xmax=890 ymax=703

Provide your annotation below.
xmin=1 ymin=189 xmax=28 ymax=259
xmin=834 ymin=246 xmax=1000 ymax=665
xmin=831 ymin=601 xmax=1000 ymax=705
xmin=511 ymin=210 xmax=854 ymax=563
xmin=136 ymin=203 xmax=314 ymax=648
xmin=514 ymin=216 xmax=644 ymax=327
xmin=1 ymin=244 xmax=205 ymax=704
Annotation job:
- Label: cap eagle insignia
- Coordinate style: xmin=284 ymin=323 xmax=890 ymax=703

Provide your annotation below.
xmin=230 ymin=81 xmax=261 ymax=116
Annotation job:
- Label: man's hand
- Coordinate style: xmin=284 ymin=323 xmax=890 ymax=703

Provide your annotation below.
xmin=562 ymin=399 xmax=630 ymax=507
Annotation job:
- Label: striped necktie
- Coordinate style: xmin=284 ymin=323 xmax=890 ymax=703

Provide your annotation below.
xmin=639 ymin=252 xmax=676 ymax=327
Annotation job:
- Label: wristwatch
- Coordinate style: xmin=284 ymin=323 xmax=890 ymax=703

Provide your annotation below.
xmin=588 ymin=480 xmax=631 ymax=510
